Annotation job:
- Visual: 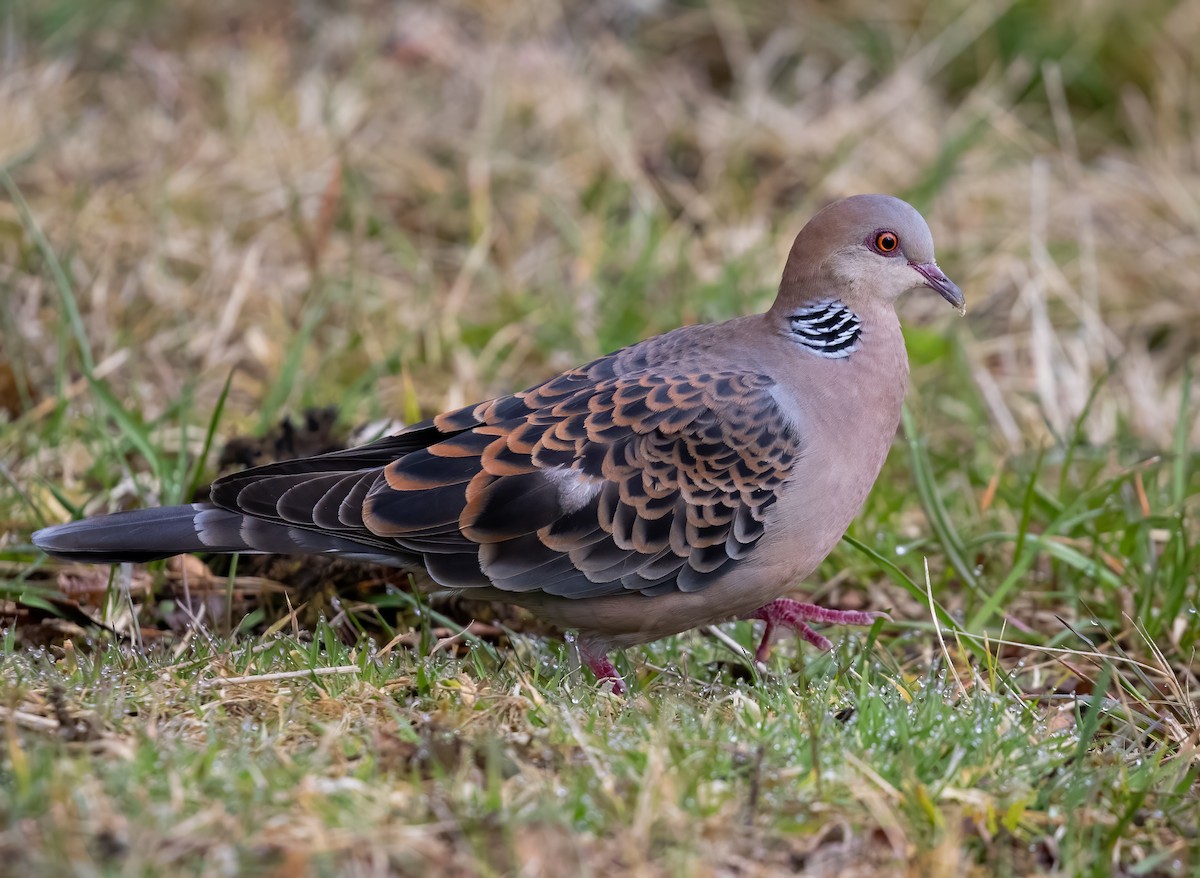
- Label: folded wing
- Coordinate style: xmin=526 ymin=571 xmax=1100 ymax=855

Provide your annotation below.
xmin=213 ymin=354 xmax=802 ymax=599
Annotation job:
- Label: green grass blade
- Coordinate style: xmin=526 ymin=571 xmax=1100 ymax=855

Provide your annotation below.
xmin=1058 ymin=361 xmax=1117 ymax=497
xmin=901 ymin=404 xmax=980 ymax=597
xmin=1072 ymin=662 xmax=1115 ymax=764
xmin=0 ymin=168 xmax=94 ymax=375
xmin=86 ymin=376 xmax=162 ymax=486
xmin=968 ymin=446 xmax=1046 ymax=631
xmin=185 ymin=369 xmax=236 ymax=501
xmin=841 ymin=534 xmax=971 ymax=645
xmin=257 ymin=302 xmax=326 ymax=432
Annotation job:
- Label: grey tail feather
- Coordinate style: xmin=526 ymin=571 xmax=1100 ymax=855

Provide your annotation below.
xmin=32 ymin=503 xmax=404 ymax=566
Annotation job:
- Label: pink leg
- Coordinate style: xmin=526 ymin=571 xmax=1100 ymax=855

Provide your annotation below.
xmin=747 ymin=599 xmax=888 ymax=662
xmin=579 ymin=639 xmax=625 ymax=695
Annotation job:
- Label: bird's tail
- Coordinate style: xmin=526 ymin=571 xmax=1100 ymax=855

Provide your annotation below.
xmin=32 ymin=503 xmax=397 ymax=565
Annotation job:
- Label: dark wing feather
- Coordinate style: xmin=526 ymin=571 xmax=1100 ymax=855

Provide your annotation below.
xmin=360 ymin=365 xmax=801 ymax=598
xmin=204 ymin=417 xmax=472 ymax=555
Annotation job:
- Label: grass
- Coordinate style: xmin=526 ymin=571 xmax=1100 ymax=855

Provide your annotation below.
xmin=1 ymin=0 xmax=1199 ymax=874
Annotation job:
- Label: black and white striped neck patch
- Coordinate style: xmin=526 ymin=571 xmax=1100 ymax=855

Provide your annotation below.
xmin=787 ymin=300 xmax=861 ymax=359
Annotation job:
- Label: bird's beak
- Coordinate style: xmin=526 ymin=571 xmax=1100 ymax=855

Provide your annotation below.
xmin=911 ymin=262 xmax=965 ymax=315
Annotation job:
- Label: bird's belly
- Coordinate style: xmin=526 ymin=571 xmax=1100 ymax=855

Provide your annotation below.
xmin=479 ymin=568 xmax=792 ymax=648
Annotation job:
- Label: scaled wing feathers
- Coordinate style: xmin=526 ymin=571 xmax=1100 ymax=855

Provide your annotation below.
xmin=209 ymin=356 xmax=802 ymax=599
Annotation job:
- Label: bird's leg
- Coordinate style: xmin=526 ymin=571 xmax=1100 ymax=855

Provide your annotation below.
xmin=747 ymin=599 xmax=888 ymax=662
xmin=578 ymin=638 xmax=626 ymax=695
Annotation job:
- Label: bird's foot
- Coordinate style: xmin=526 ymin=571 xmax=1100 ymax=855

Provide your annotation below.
xmin=578 ymin=639 xmax=626 ymax=695
xmin=746 ymin=599 xmax=888 ymax=663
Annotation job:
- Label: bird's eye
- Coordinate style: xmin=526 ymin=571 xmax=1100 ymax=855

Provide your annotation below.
xmin=875 ymin=231 xmax=899 ymax=253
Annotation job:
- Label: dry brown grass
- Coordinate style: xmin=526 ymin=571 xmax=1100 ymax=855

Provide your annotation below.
xmin=3 ymin=1 xmax=1198 ymax=473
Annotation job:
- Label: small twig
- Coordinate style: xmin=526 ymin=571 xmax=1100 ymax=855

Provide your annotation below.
xmin=201 ymin=665 xmax=360 ymax=687
xmin=165 ymin=637 xmax=280 ymax=674
xmin=953 ymin=635 xmax=1167 ymax=677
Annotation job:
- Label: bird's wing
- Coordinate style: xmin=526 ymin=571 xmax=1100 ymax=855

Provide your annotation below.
xmin=368 ymin=362 xmax=802 ymax=597
xmin=210 ymin=353 xmax=802 ymax=598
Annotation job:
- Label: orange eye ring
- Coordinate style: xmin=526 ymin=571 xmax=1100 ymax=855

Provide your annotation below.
xmin=875 ymin=231 xmax=899 ymax=253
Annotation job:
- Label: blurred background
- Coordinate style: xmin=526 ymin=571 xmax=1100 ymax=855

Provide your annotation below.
xmin=2 ymin=0 xmax=1196 ymax=481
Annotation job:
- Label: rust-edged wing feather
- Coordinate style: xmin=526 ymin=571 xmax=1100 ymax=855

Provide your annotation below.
xmin=210 ymin=357 xmax=802 ymax=599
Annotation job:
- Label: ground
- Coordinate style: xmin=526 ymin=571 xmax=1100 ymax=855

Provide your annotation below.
xmin=1 ymin=1 xmax=1198 ymax=875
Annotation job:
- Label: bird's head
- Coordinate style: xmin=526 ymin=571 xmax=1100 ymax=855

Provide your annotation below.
xmin=776 ymin=194 xmax=965 ymax=315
